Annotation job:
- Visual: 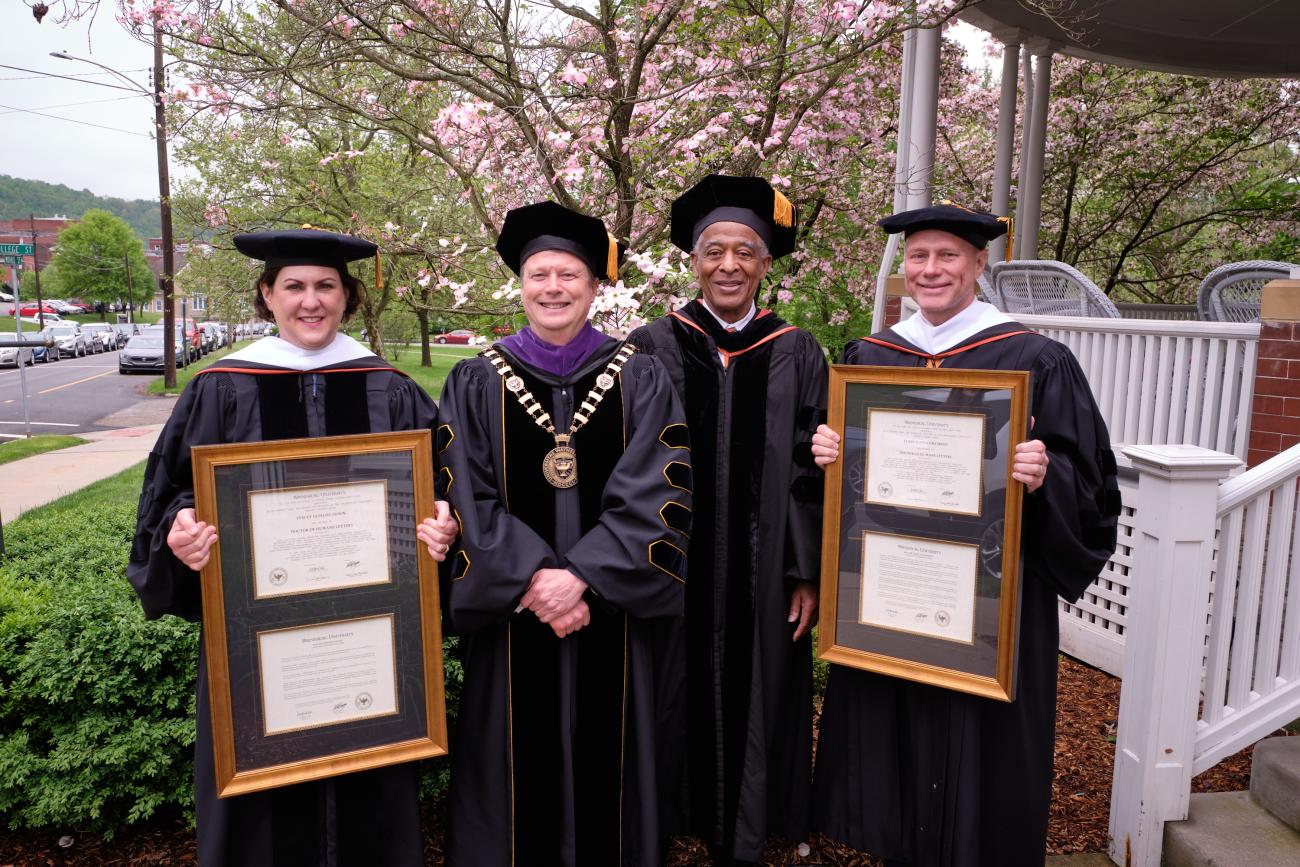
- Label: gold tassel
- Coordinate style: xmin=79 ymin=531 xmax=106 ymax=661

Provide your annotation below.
xmin=606 ymin=233 xmax=619 ymax=282
xmin=998 ymin=216 xmax=1014 ymax=262
xmin=301 ymin=223 xmax=316 ymax=229
xmin=374 ymin=249 xmax=384 ymax=289
xmin=772 ymin=190 xmax=794 ymax=228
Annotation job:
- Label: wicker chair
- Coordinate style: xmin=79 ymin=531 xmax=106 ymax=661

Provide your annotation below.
xmin=976 ymin=271 xmax=1000 ymax=308
xmin=1196 ymin=260 xmax=1297 ymax=322
xmin=990 ymin=260 xmax=1121 ymax=318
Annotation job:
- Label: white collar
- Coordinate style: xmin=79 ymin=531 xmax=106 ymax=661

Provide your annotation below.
xmin=223 ymin=333 xmax=375 ymax=371
xmin=890 ymin=299 xmax=1013 ymax=355
xmin=700 ymin=301 xmax=757 ymax=332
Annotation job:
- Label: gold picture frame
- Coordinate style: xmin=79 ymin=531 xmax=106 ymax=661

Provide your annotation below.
xmin=818 ymin=365 xmax=1030 ymax=702
xmin=193 ymin=430 xmax=448 ymax=797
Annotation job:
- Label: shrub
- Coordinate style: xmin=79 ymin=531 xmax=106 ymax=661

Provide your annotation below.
xmin=0 ymin=572 xmax=198 ymax=833
xmin=0 ymin=465 xmax=465 ymax=834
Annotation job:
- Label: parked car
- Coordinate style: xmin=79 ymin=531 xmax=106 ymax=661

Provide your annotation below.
xmin=180 ymin=319 xmax=205 ymax=355
xmin=0 ymin=291 xmax=13 ymax=303
xmin=0 ymin=344 xmax=34 ymax=368
xmin=81 ymin=323 xmax=119 ymax=352
xmin=141 ymin=324 xmax=194 ymax=366
xmin=432 ymin=329 xmax=477 ymax=345
xmin=47 ymin=300 xmax=85 ymax=316
xmin=33 ymin=328 xmax=62 ymax=363
xmin=113 ymin=323 xmax=142 ymax=344
xmin=200 ymin=323 xmax=225 ymax=351
xmin=47 ymin=323 xmax=89 ymax=357
xmin=119 ymin=333 xmax=168 ymax=374
xmin=18 ymin=303 xmax=59 ymax=317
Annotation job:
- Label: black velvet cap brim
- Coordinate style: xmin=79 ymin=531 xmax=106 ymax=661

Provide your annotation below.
xmin=878 ymin=205 xmax=1008 ymax=249
xmin=234 ymin=229 xmax=377 ymax=269
xmin=496 ymin=201 xmax=621 ymax=281
xmin=670 ymin=174 xmax=797 ymax=258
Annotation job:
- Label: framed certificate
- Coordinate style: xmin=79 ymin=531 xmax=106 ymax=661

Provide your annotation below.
xmin=192 ymin=430 xmax=448 ymax=797
xmin=818 ymin=365 xmax=1030 ymax=701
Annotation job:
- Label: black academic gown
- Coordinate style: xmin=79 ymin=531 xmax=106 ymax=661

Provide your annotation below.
xmin=628 ymin=301 xmax=827 ymax=862
xmin=811 ymin=322 xmax=1122 ymax=867
xmin=127 ymin=355 xmax=435 ymax=867
xmin=437 ymin=340 xmax=690 ymax=867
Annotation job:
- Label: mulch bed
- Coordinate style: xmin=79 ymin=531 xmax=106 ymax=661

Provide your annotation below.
xmin=2 ymin=656 xmax=1288 ymax=866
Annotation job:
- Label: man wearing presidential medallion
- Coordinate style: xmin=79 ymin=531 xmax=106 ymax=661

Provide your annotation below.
xmin=437 ymin=202 xmax=692 ymax=867
xmin=809 ymin=203 xmax=1121 ymax=866
xmin=628 ymin=175 xmax=827 ymax=865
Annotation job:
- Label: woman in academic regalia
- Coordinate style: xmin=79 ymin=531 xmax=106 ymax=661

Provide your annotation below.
xmin=127 ymin=228 xmax=458 ymax=866
xmin=438 ymin=203 xmax=691 ymax=867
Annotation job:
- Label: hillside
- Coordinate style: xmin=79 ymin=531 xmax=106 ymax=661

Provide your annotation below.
xmin=0 ymin=175 xmax=160 ymax=238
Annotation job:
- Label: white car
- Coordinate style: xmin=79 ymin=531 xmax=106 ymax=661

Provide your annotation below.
xmin=81 ymin=323 xmax=119 ymax=352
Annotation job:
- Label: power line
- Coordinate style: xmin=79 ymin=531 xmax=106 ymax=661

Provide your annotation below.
xmin=0 ymin=66 xmax=149 ymax=81
xmin=0 ymin=64 xmax=144 ymax=94
xmin=0 ymin=95 xmax=138 ymax=115
xmin=0 ymin=102 xmax=152 ymax=138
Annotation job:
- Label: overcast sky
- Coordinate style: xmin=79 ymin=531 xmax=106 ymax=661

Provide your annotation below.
xmin=2 ymin=12 xmax=183 ymax=202
xmin=2 ymin=13 xmax=993 ymax=206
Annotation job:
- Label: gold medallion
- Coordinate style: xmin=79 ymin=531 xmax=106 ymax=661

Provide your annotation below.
xmin=596 ymin=372 xmax=615 ymax=390
xmin=542 ymin=441 xmax=578 ymax=488
xmin=506 ymin=375 xmax=525 ymax=393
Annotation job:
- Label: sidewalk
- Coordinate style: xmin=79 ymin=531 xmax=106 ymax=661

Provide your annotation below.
xmin=0 ymin=423 xmax=165 ymax=522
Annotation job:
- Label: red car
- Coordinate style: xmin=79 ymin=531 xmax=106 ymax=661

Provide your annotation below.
xmin=432 ymin=329 xmax=477 ymax=345
xmin=18 ymin=303 xmax=59 ymax=317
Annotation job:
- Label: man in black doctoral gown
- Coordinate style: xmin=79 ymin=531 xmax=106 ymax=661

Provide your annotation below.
xmin=627 ymin=175 xmax=827 ymax=865
xmin=128 ymin=229 xmax=456 ymax=866
xmin=437 ymin=202 xmax=691 ymax=866
xmin=809 ymin=204 xmax=1121 ymax=866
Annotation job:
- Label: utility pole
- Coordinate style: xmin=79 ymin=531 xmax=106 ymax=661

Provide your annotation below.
xmin=29 ymin=214 xmax=45 ymax=330
xmin=124 ymin=254 xmax=134 ymax=323
xmin=153 ymin=17 xmax=177 ymax=388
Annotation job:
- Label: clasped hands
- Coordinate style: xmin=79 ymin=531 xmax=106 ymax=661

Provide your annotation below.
xmin=520 ymin=568 xmax=591 ymax=639
xmin=810 ymin=423 xmax=1049 ymax=492
xmin=167 ymin=499 xmax=460 ymax=572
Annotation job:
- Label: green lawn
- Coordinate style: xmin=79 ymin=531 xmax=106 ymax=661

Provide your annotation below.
xmin=146 ymin=340 xmax=253 ymax=395
xmin=0 ymin=434 xmax=86 ymax=466
xmin=388 ymin=346 xmax=477 ymax=399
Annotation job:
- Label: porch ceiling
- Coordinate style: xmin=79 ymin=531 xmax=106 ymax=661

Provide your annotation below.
xmin=960 ymin=0 xmax=1300 ymax=78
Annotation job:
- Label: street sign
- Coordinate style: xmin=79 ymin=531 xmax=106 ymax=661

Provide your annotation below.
xmin=0 ymin=244 xmax=34 ymax=256
xmin=0 ymin=255 xmax=22 ymax=266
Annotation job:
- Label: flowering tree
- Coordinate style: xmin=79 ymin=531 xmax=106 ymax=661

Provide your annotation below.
xmin=1036 ymin=58 xmax=1300 ymax=303
xmin=114 ymin=0 xmax=978 ymax=349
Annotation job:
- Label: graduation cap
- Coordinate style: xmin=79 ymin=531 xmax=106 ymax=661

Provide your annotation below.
xmin=496 ymin=202 xmax=622 ymax=283
xmin=234 ymin=227 xmax=384 ymax=287
xmin=670 ymin=174 xmax=798 ymax=259
xmin=878 ymin=200 xmax=1011 ymax=251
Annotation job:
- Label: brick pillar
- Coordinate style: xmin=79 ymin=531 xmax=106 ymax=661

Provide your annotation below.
xmin=881 ymin=274 xmax=908 ymax=329
xmin=1246 ymin=279 xmax=1300 ymax=467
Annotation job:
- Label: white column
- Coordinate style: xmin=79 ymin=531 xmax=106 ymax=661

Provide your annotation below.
xmin=1108 ymin=445 xmax=1242 ymax=867
xmin=989 ymin=39 xmax=1021 ymax=265
xmin=902 ymin=26 xmax=940 ymax=210
xmin=1018 ymin=47 xmax=1053 ymax=261
xmin=1012 ymin=48 xmax=1034 ymax=260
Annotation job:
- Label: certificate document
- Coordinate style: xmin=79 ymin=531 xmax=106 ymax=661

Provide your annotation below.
xmin=859 ymin=531 xmax=977 ymax=644
xmin=865 ymin=408 xmax=985 ymax=515
xmin=258 ymin=614 xmax=399 ymax=735
xmin=249 ymin=480 xmax=391 ymax=598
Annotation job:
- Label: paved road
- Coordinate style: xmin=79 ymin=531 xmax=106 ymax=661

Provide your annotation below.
xmin=0 ymin=347 xmax=177 ymax=439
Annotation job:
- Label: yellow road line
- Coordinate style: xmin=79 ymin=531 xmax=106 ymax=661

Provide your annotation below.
xmin=38 ymin=369 xmax=114 ymax=395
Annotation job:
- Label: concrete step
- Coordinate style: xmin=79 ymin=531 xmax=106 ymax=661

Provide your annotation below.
xmin=1163 ymin=791 xmax=1300 ymax=867
xmin=1251 ymin=735 xmax=1300 ymax=832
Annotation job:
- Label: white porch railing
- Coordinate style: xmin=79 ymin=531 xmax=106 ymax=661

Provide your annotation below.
xmin=895 ymin=301 xmax=1260 ymax=460
xmin=1009 ymin=313 xmax=1260 ymax=461
xmin=1108 ymin=443 xmax=1300 ymax=866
